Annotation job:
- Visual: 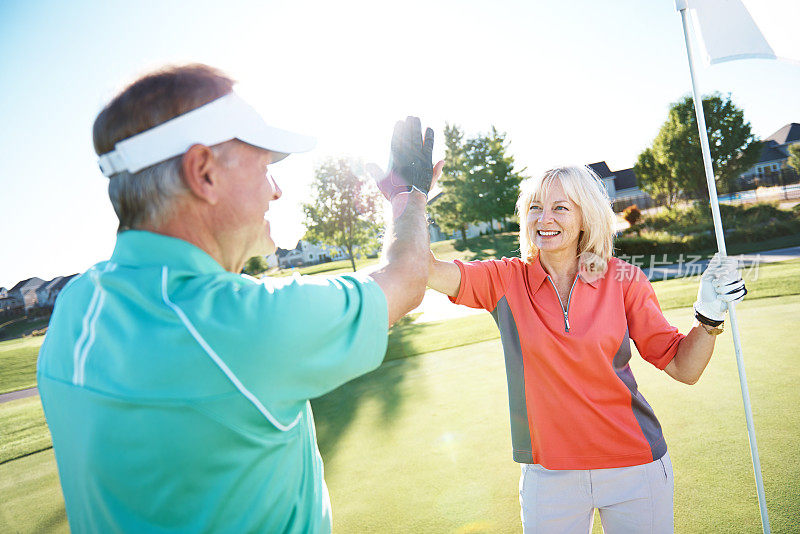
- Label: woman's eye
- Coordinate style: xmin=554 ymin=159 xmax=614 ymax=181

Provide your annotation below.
xmin=555 ymin=206 xmax=567 ymax=211
xmin=530 ymin=205 xmax=541 ymax=210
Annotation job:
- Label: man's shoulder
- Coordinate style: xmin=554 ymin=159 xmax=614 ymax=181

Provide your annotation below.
xmin=55 ymin=262 xmax=111 ymax=302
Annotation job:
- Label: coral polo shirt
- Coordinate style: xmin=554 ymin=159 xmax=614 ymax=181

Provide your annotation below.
xmin=450 ymin=256 xmax=684 ymax=470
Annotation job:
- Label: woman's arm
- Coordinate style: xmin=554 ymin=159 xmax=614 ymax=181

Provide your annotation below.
xmin=664 ymin=323 xmax=717 ymax=385
xmin=665 ymin=254 xmax=746 ymax=385
xmin=428 ymin=252 xmax=462 ymax=298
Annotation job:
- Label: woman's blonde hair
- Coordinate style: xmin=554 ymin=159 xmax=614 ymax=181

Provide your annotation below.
xmin=516 ymin=165 xmax=615 ymax=272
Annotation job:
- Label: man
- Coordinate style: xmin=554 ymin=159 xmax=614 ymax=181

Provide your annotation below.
xmin=37 ymin=64 xmax=441 ymax=533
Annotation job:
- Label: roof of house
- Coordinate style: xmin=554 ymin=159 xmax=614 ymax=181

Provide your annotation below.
xmin=10 ymin=277 xmax=45 ymax=294
xmin=49 ymin=274 xmax=78 ymax=294
xmin=758 ymin=142 xmax=789 ymax=164
xmin=765 ymin=123 xmax=800 ymax=145
xmin=612 ymin=168 xmax=638 ymax=191
xmin=276 ymin=242 xmax=303 ymax=258
xmin=587 ymin=161 xmax=613 ymax=179
xmin=42 ymin=276 xmax=64 ymax=292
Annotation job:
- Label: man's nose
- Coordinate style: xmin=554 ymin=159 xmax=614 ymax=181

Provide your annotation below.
xmin=269 ymin=175 xmax=282 ymax=200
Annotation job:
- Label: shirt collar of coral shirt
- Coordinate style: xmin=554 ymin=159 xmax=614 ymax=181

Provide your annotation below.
xmin=527 ymin=255 xmax=601 ymax=296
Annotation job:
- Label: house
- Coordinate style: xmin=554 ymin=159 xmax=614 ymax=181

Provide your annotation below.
xmin=36 ymin=274 xmax=79 ymax=307
xmin=740 ymin=123 xmax=800 ymax=185
xmin=36 ymin=277 xmax=62 ymax=307
xmin=275 ymin=240 xmax=351 ymax=269
xmin=7 ymin=277 xmax=46 ymax=312
xmin=263 ymin=253 xmax=278 ymax=269
xmin=588 ymin=161 xmax=616 ymax=197
xmin=587 ymin=162 xmax=653 ymax=212
xmin=0 ymin=285 xmax=21 ymax=316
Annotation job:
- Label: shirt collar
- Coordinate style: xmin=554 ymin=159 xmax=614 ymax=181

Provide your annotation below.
xmin=526 ymin=255 xmax=601 ymax=294
xmin=110 ymin=230 xmax=226 ymax=274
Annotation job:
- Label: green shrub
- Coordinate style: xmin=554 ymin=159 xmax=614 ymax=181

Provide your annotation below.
xmin=615 ymin=217 xmax=800 ymax=257
xmin=614 ymin=234 xmax=688 ymax=257
xmin=728 ymin=219 xmax=800 ymax=243
xmin=642 ymin=202 xmax=797 ymax=235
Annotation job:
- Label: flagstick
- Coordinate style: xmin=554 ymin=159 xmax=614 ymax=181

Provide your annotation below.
xmin=677 ymin=4 xmax=770 ymax=533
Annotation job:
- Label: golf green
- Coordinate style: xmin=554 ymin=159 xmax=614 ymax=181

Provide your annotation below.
xmin=1 ymin=295 xmax=797 ymax=532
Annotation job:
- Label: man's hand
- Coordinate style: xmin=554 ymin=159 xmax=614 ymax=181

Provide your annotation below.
xmin=374 ymin=116 xmax=440 ymax=199
xmin=694 ymin=253 xmax=747 ymax=325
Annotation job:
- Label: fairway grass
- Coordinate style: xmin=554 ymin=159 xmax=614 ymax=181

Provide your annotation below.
xmin=651 ymin=259 xmax=800 ymax=311
xmin=0 ymin=449 xmax=67 ymax=533
xmin=0 ymin=396 xmax=50 ymax=464
xmin=315 ymin=295 xmax=800 ymax=533
xmin=0 ymin=336 xmax=44 ymax=395
xmin=2 ymin=295 xmax=798 ymax=532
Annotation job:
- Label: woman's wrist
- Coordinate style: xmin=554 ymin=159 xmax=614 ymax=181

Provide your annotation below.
xmin=694 ymin=319 xmax=724 ymax=336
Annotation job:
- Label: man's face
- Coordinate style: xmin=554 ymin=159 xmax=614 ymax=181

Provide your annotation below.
xmin=214 ymin=141 xmax=282 ymax=258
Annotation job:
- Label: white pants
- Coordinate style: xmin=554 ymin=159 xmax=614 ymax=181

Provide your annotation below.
xmin=519 ymin=453 xmax=674 ymax=533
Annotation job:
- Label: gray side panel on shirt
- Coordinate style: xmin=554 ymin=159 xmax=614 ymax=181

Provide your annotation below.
xmin=491 ymin=296 xmax=533 ymax=463
xmin=612 ymin=328 xmax=667 ymax=461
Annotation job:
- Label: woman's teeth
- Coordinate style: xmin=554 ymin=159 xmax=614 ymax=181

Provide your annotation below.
xmin=538 ymin=230 xmax=560 ymax=236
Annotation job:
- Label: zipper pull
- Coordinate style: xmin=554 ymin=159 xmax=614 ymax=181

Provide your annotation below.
xmin=564 ymin=312 xmax=570 ymax=332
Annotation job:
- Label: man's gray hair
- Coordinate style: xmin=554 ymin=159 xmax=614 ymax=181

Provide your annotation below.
xmin=108 ymin=156 xmax=185 ymax=232
xmin=93 ymin=64 xmax=236 ymax=233
xmin=108 ymin=144 xmax=232 ymax=232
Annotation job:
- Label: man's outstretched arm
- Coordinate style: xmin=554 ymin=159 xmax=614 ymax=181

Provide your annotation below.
xmin=370 ymin=190 xmax=430 ymax=325
xmin=368 ymin=116 xmax=442 ymax=326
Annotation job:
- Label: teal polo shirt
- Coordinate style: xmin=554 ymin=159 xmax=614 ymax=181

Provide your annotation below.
xmin=37 ymin=230 xmax=388 ymax=533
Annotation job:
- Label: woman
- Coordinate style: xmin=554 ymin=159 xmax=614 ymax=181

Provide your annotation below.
xmin=427 ymin=165 xmax=745 ymax=533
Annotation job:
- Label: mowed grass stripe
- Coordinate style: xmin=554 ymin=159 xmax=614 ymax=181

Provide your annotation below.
xmin=0 ymin=336 xmax=45 ymax=395
xmin=0 ymin=396 xmax=51 ymax=464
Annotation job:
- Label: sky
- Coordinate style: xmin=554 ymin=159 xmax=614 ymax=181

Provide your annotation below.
xmin=1 ymin=0 xmax=799 ymax=288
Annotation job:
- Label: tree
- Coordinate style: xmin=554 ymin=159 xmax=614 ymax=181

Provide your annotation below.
xmin=428 ymin=124 xmax=524 ymax=245
xmin=428 ymin=123 xmax=473 ymax=244
xmin=788 ymin=143 xmax=800 ymax=173
xmin=463 ymin=126 xmax=525 ymax=241
xmin=635 ymin=93 xmax=761 ymax=204
xmin=635 ymin=147 xmax=682 ymax=208
xmin=243 ymin=255 xmax=269 ymax=276
xmin=302 ymin=158 xmax=383 ymax=272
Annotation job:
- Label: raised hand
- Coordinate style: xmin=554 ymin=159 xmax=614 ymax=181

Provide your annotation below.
xmin=375 ymin=116 xmax=437 ymax=199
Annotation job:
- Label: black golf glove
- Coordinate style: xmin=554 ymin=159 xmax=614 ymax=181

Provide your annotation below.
xmin=376 ymin=116 xmax=434 ymax=199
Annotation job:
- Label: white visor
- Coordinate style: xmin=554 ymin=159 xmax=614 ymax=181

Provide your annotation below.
xmin=97 ymin=92 xmax=316 ymax=177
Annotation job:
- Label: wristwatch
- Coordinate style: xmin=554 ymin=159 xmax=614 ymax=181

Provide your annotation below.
xmin=698 ymin=321 xmax=724 ymax=335
xmin=695 ymin=311 xmax=724 ymax=335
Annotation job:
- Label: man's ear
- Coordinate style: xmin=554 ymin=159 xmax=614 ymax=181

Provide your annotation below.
xmin=181 ymin=144 xmax=220 ymax=205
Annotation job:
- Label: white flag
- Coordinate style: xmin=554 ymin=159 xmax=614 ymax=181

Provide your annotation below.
xmin=687 ymin=0 xmax=800 ymax=65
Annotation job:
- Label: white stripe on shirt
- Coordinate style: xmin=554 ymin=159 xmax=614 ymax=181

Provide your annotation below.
xmin=160 ymin=266 xmax=302 ymax=432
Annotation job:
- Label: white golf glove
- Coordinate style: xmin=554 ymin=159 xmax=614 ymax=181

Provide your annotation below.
xmin=693 ymin=253 xmax=747 ymax=325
